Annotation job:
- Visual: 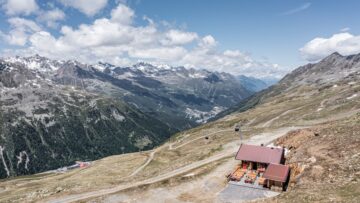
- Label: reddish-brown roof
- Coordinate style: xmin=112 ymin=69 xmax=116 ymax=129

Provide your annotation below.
xmin=235 ymin=144 xmax=283 ymax=164
xmin=263 ymin=163 xmax=290 ymax=182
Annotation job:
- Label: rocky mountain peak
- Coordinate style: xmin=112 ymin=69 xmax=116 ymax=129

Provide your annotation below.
xmin=280 ymin=52 xmax=360 ymax=87
xmin=319 ymin=52 xmax=344 ymax=64
xmin=327 ymin=51 xmax=342 ymax=58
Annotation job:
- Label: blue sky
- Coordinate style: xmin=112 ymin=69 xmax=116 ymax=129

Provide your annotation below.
xmin=130 ymin=0 xmax=360 ymax=64
xmin=0 ymin=0 xmax=360 ymax=78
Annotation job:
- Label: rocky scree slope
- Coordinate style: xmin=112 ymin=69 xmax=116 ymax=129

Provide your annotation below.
xmin=259 ymin=114 xmax=360 ymax=203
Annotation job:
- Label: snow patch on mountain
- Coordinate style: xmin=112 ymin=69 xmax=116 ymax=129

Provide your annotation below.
xmin=4 ymin=55 xmax=63 ymax=73
xmin=112 ymin=109 xmax=125 ymax=121
xmin=16 ymin=151 xmax=30 ymax=170
xmin=188 ymin=72 xmax=206 ymax=78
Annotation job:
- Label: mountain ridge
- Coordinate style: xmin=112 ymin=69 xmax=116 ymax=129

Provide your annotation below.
xmin=0 ymin=55 xmax=257 ymax=178
xmin=213 ymin=52 xmax=360 ymax=119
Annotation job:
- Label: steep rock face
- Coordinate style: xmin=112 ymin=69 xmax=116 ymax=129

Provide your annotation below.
xmin=0 ymin=55 xmax=254 ymax=178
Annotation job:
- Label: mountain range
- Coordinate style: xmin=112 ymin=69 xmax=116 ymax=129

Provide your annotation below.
xmin=0 ymin=55 xmax=269 ymax=178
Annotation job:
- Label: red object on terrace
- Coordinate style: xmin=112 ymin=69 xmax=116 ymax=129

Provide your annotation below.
xmin=235 ymin=144 xmax=283 ymax=164
xmin=263 ymin=163 xmax=290 ymax=182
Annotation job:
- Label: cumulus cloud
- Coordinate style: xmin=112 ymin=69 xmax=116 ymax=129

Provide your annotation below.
xmin=1 ymin=1 xmax=66 ymax=28
xmin=110 ymin=3 xmax=134 ymax=24
xmin=181 ymin=41 xmax=282 ymax=78
xmin=3 ymin=17 xmax=41 ymax=46
xmin=0 ymin=3 xmax=286 ymax=78
xmin=199 ymin=35 xmax=217 ymax=48
xmin=59 ymin=0 xmax=108 ymax=16
xmin=37 ymin=8 xmax=65 ymax=28
xmin=130 ymin=46 xmax=187 ymax=61
xmin=29 ymin=31 xmax=75 ymax=54
xmin=300 ymin=32 xmax=360 ymax=61
xmin=2 ymin=0 xmax=38 ymax=15
xmin=161 ymin=30 xmax=198 ymax=46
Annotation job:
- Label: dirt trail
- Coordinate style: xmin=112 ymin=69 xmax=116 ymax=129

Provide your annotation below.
xmin=129 ymin=129 xmax=232 ymax=177
xmin=169 ymin=129 xmax=233 ymax=150
xmin=317 ymin=98 xmax=327 ymax=111
xmin=261 ymin=107 xmax=303 ymax=128
xmin=45 ymin=127 xmax=300 ymax=203
xmin=305 ymin=108 xmax=360 ymax=125
xmin=127 ymin=149 xmax=158 ymax=178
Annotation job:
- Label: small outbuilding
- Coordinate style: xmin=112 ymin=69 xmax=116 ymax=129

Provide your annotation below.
xmin=263 ymin=163 xmax=290 ymax=190
xmin=233 ymin=144 xmax=290 ymax=191
xmin=235 ymin=144 xmax=285 ymax=171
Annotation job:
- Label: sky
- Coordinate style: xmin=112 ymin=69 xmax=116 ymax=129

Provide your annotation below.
xmin=0 ymin=0 xmax=360 ymax=79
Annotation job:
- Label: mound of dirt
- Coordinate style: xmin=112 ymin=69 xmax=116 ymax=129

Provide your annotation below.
xmin=256 ymin=115 xmax=360 ymax=202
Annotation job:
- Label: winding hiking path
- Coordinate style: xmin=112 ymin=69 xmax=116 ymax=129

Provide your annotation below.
xmin=261 ymin=106 xmax=303 ymax=128
xmin=45 ymin=127 xmax=299 ymax=203
xmin=169 ymin=129 xmax=233 ymax=150
xmin=127 ymin=149 xmax=157 ymax=177
xmin=128 ymin=145 xmax=167 ymax=177
xmin=129 ymin=129 xmax=233 ymax=177
xmin=317 ymin=98 xmax=327 ymax=111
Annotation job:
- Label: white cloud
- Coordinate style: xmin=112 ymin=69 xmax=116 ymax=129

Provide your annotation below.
xmin=110 ymin=3 xmax=134 ymax=24
xmin=161 ymin=30 xmax=198 ymax=46
xmin=8 ymin=17 xmax=41 ymax=31
xmin=129 ymin=47 xmax=187 ymax=61
xmin=300 ymin=32 xmax=360 ymax=61
xmin=178 ymin=36 xmax=287 ymax=78
xmin=2 ymin=0 xmax=38 ymax=15
xmin=199 ymin=35 xmax=217 ymax=48
xmin=1 ymin=3 xmax=285 ymax=78
xmin=59 ymin=0 xmax=108 ymax=16
xmin=1 ymin=1 xmax=66 ymax=28
xmin=181 ymin=47 xmax=280 ymax=78
xmin=37 ymin=8 xmax=65 ymax=28
xmin=3 ymin=17 xmax=41 ymax=46
xmin=59 ymin=20 xmax=129 ymax=47
xmin=29 ymin=31 xmax=75 ymax=54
